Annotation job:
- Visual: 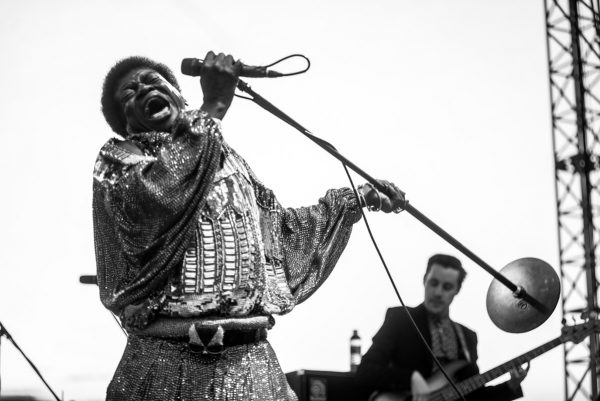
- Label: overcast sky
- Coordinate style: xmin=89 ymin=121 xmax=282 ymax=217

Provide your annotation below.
xmin=0 ymin=1 xmax=569 ymax=400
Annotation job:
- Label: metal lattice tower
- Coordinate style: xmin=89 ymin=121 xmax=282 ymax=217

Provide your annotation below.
xmin=545 ymin=0 xmax=600 ymax=399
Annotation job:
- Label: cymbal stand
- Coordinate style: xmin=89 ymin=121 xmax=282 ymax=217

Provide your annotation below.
xmin=0 ymin=321 xmax=61 ymax=401
xmin=236 ymin=79 xmax=549 ymax=313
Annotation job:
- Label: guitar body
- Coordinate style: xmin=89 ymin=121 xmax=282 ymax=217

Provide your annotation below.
xmin=425 ymin=360 xmax=469 ymax=392
xmin=372 ymin=360 xmax=469 ymax=401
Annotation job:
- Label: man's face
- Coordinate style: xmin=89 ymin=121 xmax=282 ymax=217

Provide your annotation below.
xmin=115 ymin=68 xmax=186 ymax=134
xmin=423 ymin=263 xmax=460 ymax=317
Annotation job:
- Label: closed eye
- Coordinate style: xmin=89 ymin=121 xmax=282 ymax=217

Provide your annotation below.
xmin=143 ymin=71 xmax=163 ymax=84
xmin=119 ymin=89 xmax=135 ymax=104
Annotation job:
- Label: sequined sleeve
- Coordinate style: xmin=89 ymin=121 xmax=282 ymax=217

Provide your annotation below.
xmin=92 ymin=111 xmax=223 ymax=316
xmin=281 ymin=187 xmax=362 ymax=304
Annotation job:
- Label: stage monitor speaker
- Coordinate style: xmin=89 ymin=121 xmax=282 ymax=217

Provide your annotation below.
xmin=285 ymin=370 xmax=371 ymax=401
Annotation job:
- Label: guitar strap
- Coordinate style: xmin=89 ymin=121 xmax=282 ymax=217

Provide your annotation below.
xmin=453 ymin=322 xmax=472 ymax=364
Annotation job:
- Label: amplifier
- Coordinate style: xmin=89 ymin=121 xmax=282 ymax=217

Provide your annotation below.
xmin=285 ymin=370 xmax=371 ymax=401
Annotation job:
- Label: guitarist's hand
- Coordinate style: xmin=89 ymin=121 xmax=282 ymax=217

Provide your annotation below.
xmin=507 ymin=362 xmax=530 ymax=393
xmin=411 ymin=371 xmax=431 ymax=401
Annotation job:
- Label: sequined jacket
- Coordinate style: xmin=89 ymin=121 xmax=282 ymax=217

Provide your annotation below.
xmin=93 ymin=110 xmax=362 ymax=331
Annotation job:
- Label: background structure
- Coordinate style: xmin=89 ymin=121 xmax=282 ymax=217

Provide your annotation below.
xmin=545 ymin=0 xmax=600 ymax=399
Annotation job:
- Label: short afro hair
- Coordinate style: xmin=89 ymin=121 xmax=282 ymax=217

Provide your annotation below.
xmin=101 ymin=56 xmax=181 ymax=137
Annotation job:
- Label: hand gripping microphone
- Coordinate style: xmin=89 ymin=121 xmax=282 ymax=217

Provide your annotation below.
xmin=181 ymin=58 xmax=284 ymax=78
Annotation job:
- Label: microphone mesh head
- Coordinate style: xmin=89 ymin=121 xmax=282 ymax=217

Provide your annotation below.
xmin=181 ymin=58 xmax=201 ymax=76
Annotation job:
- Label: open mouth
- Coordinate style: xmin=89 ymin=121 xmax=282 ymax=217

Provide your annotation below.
xmin=144 ymin=95 xmax=171 ymax=121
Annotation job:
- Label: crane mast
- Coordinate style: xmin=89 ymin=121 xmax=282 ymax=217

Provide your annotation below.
xmin=544 ymin=0 xmax=600 ymax=399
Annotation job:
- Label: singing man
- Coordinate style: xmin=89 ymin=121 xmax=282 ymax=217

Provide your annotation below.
xmin=93 ymin=51 xmax=405 ymax=400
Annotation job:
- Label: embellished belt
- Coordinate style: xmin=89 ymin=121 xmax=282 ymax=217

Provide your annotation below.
xmin=131 ymin=315 xmax=272 ymax=355
xmin=187 ymin=325 xmax=268 ymax=355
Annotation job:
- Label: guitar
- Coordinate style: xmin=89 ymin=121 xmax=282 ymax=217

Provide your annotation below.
xmin=374 ymin=320 xmax=600 ymax=401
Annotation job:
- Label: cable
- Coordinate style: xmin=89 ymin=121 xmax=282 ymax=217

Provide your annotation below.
xmin=234 ymin=80 xmax=467 ymax=400
xmin=0 ymin=322 xmax=61 ymax=401
xmin=263 ymin=54 xmax=311 ymax=77
xmin=343 ymin=165 xmax=467 ymax=401
xmin=111 ymin=313 xmax=128 ymax=337
xmin=234 ymin=54 xmax=311 ymax=101
xmin=232 ymin=74 xmax=475 ymax=400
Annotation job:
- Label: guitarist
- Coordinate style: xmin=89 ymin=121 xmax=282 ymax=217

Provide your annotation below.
xmin=356 ymin=254 xmax=528 ymax=401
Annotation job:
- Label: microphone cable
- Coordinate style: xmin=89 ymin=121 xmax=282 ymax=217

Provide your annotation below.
xmin=112 ymin=312 xmax=128 ymax=337
xmin=178 ymin=54 xmax=471 ymax=398
xmin=262 ymin=54 xmax=311 ymax=77
xmin=343 ymin=165 xmax=468 ymax=401
xmin=231 ymin=64 xmax=468 ymax=399
xmin=234 ymin=54 xmax=310 ymax=101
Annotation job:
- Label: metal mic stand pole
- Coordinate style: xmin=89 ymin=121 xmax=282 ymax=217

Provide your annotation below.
xmin=236 ymin=79 xmax=548 ymax=314
xmin=0 ymin=321 xmax=61 ymax=401
xmin=0 ymin=325 xmax=2 ymax=396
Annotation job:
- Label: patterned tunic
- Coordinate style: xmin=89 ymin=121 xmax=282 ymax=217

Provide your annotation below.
xmin=160 ymin=142 xmax=295 ymax=318
xmin=92 ymin=110 xmax=362 ymax=400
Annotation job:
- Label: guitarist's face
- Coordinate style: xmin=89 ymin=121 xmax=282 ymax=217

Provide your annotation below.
xmin=423 ymin=263 xmax=461 ymax=317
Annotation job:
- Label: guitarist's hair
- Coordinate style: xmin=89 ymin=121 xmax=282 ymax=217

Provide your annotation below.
xmin=425 ymin=254 xmax=467 ymax=290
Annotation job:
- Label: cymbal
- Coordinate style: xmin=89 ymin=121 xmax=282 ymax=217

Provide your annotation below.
xmin=486 ymin=257 xmax=560 ymax=333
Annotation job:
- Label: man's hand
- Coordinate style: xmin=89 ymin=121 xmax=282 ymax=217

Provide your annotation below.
xmin=411 ymin=370 xmax=431 ymax=401
xmin=359 ymin=179 xmax=406 ymax=213
xmin=200 ymin=51 xmax=242 ymax=120
xmin=507 ymin=362 xmax=530 ymax=393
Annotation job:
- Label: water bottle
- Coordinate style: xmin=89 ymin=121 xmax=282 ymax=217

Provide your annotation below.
xmin=350 ymin=329 xmax=362 ymax=372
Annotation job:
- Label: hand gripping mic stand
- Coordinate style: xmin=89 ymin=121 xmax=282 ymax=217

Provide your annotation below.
xmin=0 ymin=321 xmax=61 ymax=401
xmin=235 ymin=79 xmax=560 ymax=334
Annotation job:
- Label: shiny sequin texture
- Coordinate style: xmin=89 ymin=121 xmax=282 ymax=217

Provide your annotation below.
xmin=93 ymin=109 xmax=362 ymax=400
xmin=107 ymin=336 xmax=297 ymax=401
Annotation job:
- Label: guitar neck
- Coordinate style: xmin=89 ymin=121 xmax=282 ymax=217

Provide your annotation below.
xmin=432 ymin=336 xmax=563 ymax=401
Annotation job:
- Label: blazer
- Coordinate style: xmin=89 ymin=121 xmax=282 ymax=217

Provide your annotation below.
xmin=356 ymin=304 xmax=522 ymax=401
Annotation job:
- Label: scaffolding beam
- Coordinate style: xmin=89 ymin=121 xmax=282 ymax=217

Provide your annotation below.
xmin=544 ymin=0 xmax=600 ymax=399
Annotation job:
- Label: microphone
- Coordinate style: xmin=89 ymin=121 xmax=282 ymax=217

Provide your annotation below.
xmin=79 ymin=275 xmax=98 ymax=285
xmin=181 ymin=58 xmax=284 ymax=78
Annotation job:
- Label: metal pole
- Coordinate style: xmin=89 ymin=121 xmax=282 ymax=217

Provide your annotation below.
xmin=0 ymin=322 xmax=61 ymax=401
xmin=236 ymin=79 xmax=547 ymax=312
xmin=568 ymin=1 xmax=600 ymax=397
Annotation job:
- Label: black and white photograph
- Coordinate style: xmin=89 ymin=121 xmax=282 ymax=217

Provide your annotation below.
xmin=0 ymin=1 xmax=597 ymax=400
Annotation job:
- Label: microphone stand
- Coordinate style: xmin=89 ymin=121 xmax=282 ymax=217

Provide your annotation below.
xmin=0 ymin=321 xmax=61 ymax=401
xmin=236 ymin=79 xmax=548 ymax=314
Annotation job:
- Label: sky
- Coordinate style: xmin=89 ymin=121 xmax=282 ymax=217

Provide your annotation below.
xmin=0 ymin=0 xmax=572 ymax=400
